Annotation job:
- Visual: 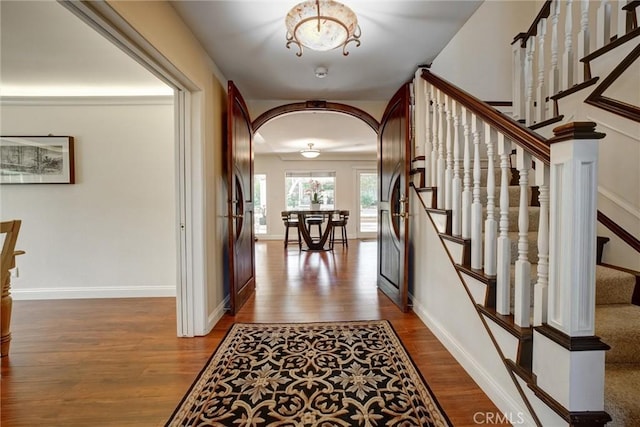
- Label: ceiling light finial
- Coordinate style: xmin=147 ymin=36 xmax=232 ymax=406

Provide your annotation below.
xmin=285 ymin=0 xmax=361 ymax=57
xmin=300 ymin=143 xmax=320 ymax=158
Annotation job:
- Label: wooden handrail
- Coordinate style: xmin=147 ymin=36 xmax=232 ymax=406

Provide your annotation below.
xmin=421 ymin=69 xmax=550 ymax=164
xmin=597 ymin=210 xmax=640 ymax=253
xmin=513 ymin=0 xmax=553 ymax=48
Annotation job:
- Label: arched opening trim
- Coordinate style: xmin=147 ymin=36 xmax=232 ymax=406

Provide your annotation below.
xmin=252 ymin=100 xmax=380 ymax=133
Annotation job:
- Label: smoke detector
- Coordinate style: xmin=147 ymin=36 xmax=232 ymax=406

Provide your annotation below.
xmin=314 ymin=66 xmax=328 ymax=79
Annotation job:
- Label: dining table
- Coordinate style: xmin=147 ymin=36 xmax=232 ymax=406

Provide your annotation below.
xmin=287 ymin=209 xmax=339 ymax=251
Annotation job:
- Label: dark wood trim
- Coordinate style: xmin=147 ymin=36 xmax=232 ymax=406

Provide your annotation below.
xmin=581 ymin=27 xmax=640 ymax=64
xmin=527 ymin=379 xmax=612 ymax=426
xmin=596 ymin=236 xmax=610 ymax=265
xmin=513 ymin=1 xmax=552 ymax=48
xmin=456 ymin=265 xmax=496 ymax=309
xmin=476 ymin=306 xmax=532 ymax=370
xmin=440 ymin=234 xmax=471 ymax=267
xmin=597 ymin=210 xmax=640 ymax=253
xmin=251 ymin=101 xmax=380 ymax=133
xmin=415 ymin=187 xmax=437 ymax=207
xmin=529 ymin=115 xmax=564 ymax=131
xmin=412 ymin=155 xmax=426 ymax=162
xmin=425 ymin=208 xmax=452 ymax=235
xmin=485 ymin=101 xmax=513 ymax=107
xmin=549 ymin=77 xmax=599 ymax=101
xmin=422 ymin=70 xmax=550 ymax=164
xmin=534 ymin=324 xmax=610 ymax=352
xmin=585 ymin=43 xmax=640 ymax=123
xmin=547 ymin=122 xmax=606 ymax=145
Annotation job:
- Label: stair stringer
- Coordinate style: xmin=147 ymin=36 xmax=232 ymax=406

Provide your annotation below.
xmin=409 ymin=189 xmax=538 ymax=426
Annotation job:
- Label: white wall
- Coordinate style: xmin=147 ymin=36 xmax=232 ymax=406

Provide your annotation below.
xmin=255 ymin=154 xmax=376 ymax=240
xmin=431 ymin=0 xmax=537 ymax=101
xmin=0 ymin=97 xmax=176 ymax=299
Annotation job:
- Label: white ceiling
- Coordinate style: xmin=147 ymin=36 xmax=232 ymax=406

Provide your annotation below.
xmin=0 ymin=0 xmax=483 ymax=157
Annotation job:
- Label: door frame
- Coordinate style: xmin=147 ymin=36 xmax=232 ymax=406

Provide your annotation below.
xmin=60 ymin=1 xmax=208 ymax=336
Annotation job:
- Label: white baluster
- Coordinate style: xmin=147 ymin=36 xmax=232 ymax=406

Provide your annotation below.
xmin=484 ymin=124 xmax=497 ymax=276
xmin=563 ymin=0 xmax=575 ymax=90
xmin=577 ymin=0 xmax=591 ymax=82
xmin=462 ymin=107 xmax=472 ymax=240
xmin=512 ymin=39 xmax=526 ymax=122
xmin=445 ymin=95 xmax=453 ymax=210
xmin=452 ymin=100 xmax=462 ymax=236
xmin=534 ymin=160 xmax=550 ymax=326
xmin=597 ymin=0 xmax=611 ymax=49
xmin=536 ymin=18 xmax=547 ymax=123
xmin=496 ymin=134 xmax=512 ymax=315
xmin=549 ymin=0 xmax=561 ymax=99
xmin=514 ymin=148 xmax=532 ymax=328
xmin=423 ymin=81 xmax=432 ymax=187
xmin=525 ymin=36 xmax=536 ymax=126
xmin=437 ymin=91 xmax=446 ymax=209
xmin=430 ymin=86 xmax=438 ymax=188
xmin=616 ymin=0 xmax=629 ymax=40
xmin=471 ymin=114 xmax=483 ymax=270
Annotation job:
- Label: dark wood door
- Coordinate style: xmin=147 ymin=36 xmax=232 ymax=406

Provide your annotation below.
xmin=227 ymin=81 xmax=255 ymax=315
xmin=377 ymin=83 xmax=411 ymax=312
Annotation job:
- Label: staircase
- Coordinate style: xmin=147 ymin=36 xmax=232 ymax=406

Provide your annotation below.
xmin=408 ymin=1 xmax=639 ymax=424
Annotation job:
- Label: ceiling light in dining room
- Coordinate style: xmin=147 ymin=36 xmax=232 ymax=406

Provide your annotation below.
xmin=285 ymin=0 xmax=361 ymax=57
xmin=300 ymin=143 xmax=321 ymax=158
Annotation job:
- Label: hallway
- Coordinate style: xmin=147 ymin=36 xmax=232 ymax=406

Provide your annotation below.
xmin=1 ymin=240 xmax=508 ymax=426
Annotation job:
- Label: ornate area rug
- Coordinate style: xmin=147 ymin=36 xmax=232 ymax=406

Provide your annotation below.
xmin=166 ymin=320 xmax=451 ymax=426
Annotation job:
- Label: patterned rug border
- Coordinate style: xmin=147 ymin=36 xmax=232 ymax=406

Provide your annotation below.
xmin=166 ymin=319 xmax=452 ymax=426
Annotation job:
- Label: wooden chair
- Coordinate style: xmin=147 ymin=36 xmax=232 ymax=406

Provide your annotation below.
xmin=330 ymin=210 xmax=349 ymax=249
xmin=1 ymin=220 xmax=24 ymax=357
xmin=281 ymin=211 xmax=301 ymax=249
xmin=305 ymin=215 xmax=324 ymax=241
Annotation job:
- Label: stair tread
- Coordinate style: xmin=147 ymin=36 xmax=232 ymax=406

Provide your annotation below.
xmin=605 ymin=363 xmax=640 ymax=427
xmin=596 ymin=265 xmax=637 ymax=305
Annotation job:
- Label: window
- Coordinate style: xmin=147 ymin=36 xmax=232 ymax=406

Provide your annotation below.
xmin=285 ymin=171 xmax=336 ymax=210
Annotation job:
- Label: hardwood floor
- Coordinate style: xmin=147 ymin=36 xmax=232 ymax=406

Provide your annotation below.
xmin=1 ymin=239 xmax=508 ymax=426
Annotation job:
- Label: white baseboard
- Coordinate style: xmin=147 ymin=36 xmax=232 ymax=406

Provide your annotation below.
xmin=11 ymin=285 xmax=176 ymax=300
xmin=411 ymin=296 xmax=536 ymax=427
xmin=203 ymin=295 xmax=229 ymax=336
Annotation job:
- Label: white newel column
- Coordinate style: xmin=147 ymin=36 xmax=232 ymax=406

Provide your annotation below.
xmin=496 ymin=133 xmax=512 ymax=315
xmin=532 ymin=122 xmax=610 ymax=424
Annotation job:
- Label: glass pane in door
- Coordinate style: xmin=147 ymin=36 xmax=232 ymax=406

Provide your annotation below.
xmin=254 ymin=174 xmax=267 ymax=234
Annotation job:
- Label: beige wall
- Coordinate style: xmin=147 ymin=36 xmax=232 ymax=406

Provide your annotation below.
xmin=431 ymin=0 xmax=537 ymax=101
xmin=0 ymin=98 xmax=176 ymax=299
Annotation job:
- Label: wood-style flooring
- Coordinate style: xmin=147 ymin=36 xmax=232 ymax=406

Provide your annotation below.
xmin=1 ymin=239 xmax=508 ymax=426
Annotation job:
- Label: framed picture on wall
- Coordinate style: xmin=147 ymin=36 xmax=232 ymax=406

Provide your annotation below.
xmin=0 ymin=136 xmax=75 ymax=184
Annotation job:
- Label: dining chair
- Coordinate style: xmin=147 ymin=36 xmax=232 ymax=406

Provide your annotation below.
xmin=330 ymin=210 xmax=349 ymax=249
xmin=281 ymin=211 xmax=301 ymax=249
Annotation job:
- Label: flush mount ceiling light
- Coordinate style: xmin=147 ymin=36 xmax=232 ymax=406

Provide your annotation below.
xmin=285 ymin=0 xmax=361 ymax=57
xmin=300 ymin=143 xmax=321 ymax=158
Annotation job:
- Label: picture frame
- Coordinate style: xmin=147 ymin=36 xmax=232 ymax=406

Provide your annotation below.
xmin=0 ymin=136 xmax=75 ymax=184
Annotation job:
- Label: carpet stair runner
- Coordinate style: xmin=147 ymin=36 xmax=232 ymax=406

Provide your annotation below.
xmin=412 ymin=164 xmax=640 ymax=426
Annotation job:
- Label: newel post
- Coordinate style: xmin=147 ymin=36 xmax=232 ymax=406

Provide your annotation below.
xmin=532 ymin=122 xmax=611 ymax=425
